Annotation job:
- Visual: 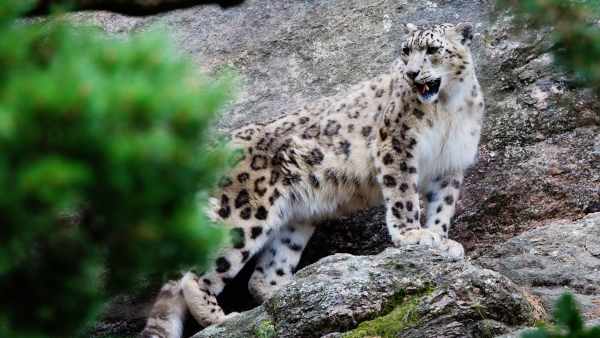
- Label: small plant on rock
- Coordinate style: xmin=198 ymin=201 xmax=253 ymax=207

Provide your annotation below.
xmin=259 ymin=320 xmax=275 ymax=338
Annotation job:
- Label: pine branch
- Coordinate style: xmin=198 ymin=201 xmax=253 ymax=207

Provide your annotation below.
xmin=27 ymin=0 xmax=245 ymax=17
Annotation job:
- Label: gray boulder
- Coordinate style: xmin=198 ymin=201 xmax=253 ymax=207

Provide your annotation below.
xmin=477 ymin=212 xmax=600 ymax=320
xmin=496 ymin=319 xmax=600 ymax=338
xmin=194 ymin=247 xmax=543 ymax=338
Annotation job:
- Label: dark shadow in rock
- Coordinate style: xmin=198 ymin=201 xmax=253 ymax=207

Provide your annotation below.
xmin=297 ymin=205 xmax=392 ymax=270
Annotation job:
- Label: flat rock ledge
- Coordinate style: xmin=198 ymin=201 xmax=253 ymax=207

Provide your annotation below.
xmin=193 ymin=247 xmax=543 ymax=338
xmin=477 ymin=212 xmax=600 ymax=317
xmin=496 ymin=318 xmax=600 ymax=338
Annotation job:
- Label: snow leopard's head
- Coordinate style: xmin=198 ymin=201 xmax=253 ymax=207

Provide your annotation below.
xmin=400 ymin=22 xmax=474 ymax=103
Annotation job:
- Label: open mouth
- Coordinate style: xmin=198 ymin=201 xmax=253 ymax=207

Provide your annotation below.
xmin=414 ymin=78 xmax=441 ymax=97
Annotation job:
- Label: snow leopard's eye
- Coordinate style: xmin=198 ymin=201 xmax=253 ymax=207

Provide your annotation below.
xmin=402 ymin=46 xmax=410 ymax=55
xmin=426 ymin=46 xmax=439 ymax=54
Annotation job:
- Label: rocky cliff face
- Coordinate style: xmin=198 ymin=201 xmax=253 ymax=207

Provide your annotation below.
xmin=74 ymin=0 xmax=600 ymax=336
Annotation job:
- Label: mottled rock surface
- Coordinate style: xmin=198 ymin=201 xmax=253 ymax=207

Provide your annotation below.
xmin=194 ymin=247 xmax=541 ymax=338
xmin=497 ymin=318 xmax=600 ymax=338
xmin=477 ymin=212 xmax=600 ymax=320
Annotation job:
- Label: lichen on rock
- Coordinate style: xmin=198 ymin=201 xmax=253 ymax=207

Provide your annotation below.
xmin=340 ymin=291 xmax=430 ymax=338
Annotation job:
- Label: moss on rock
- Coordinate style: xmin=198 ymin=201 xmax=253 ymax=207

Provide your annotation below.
xmin=343 ymin=289 xmax=434 ymax=338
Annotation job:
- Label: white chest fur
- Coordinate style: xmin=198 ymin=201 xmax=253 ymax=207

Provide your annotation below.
xmin=416 ymin=105 xmax=480 ymax=184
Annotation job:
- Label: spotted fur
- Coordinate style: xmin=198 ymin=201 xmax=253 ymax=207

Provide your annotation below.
xmin=141 ymin=22 xmax=483 ymax=337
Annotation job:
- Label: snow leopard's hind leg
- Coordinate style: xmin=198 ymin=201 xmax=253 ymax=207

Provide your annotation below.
xmin=181 ymin=207 xmax=286 ymax=327
xmin=249 ymin=221 xmax=315 ymax=303
xmin=139 ymin=281 xmax=187 ymax=338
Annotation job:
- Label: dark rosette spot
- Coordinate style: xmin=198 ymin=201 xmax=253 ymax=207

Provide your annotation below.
xmin=235 ymin=189 xmax=250 ymax=208
xmin=255 ymin=206 xmax=268 ymax=220
xmin=325 ymin=169 xmax=338 ymax=185
xmin=362 ymin=126 xmax=372 ymax=137
xmin=338 ymin=140 xmax=351 ymax=157
xmin=215 ymin=257 xmax=231 ymax=273
xmin=379 ymin=128 xmax=387 ymax=141
xmin=425 ymin=191 xmax=437 ymax=202
xmin=383 ymin=153 xmax=394 ymax=165
xmin=383 ymin=175 xmax=397 ymax=187
xmin=399 ymin=162 xmax=408 ymax=172
xmin=240 ymin=207 xmax=252 ymax=220
xmin=444 ymin=195 xmax=454 ymax=205
xmin=413 ymin=108 xmax=425 ymax=119
xmin=392 ymin=138 xmax=402 ymax=153
xmin=241 ymin=250 xmax=250 ymax=262
xmin=399 ymin=183 xmax=408 ymax=192
xmin=304 ymin=148 xmax=324 ymax=166
xmin=269 ymin=170 xmax=280 ymax=185
xmin=324 ymin=120 xmax=341 ymax=136
xmin=283 ymin=174 xmax=302 ymax=185
xmin=269 ymin=189 xmax=281 ymax=205
xmin=256 ymin=138 xmax=275 ymax=151
xmin=302 ymin=124 xmax=320 ymax=139
xmin=251 ymin=155 xmax=268 ymax=170
xmin=251 ymin=226 xmax=263 ymax=239
xmin=392 ymin=207 xmax=402 ymax=219
xmin=254 ymin=176 xmax=267 ymax=196
xmin=308 ymin=173 xmax=320 ymax=188
xmin=408 ymin=138 xmax=417 ymax=149
xmin=218 ymin=206 xmax=231 ymax=218
xmin=289 ymin=243 xmax=302 ymax=251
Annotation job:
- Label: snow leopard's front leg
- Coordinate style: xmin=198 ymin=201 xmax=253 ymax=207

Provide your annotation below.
xmin=376 ymin=130 xmax=444 ymax=252
xmin=423 ymin=169 xmax=465 ymax=258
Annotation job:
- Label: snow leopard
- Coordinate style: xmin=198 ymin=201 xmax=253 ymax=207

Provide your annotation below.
xmin=140 ymin=22 xmax=483 ymax=338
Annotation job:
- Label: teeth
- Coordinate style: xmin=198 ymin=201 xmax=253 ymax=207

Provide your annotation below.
xmin=424 ymin=84 xmax=429 ymax=91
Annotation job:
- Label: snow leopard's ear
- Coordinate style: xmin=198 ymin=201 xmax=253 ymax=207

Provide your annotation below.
xmin=402 ymin=23 xmax=417 ymax=34
xmin=453 ymin=22 xmax=474 ymax=46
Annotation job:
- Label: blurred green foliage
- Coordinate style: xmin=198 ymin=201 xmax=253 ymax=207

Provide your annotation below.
xmin=0 ymin=0 xmax=233 ymax=336
xmin=523 ymin=293 xmax=600 ymax=338
xmin=501 ymin=0 xmax=600 ymax=92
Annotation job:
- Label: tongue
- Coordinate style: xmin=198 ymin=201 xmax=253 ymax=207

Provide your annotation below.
xmin=416 ymin=84 xmax=426 ymax=94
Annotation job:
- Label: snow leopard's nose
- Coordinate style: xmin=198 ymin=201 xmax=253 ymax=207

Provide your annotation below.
xmin=406 ymin=70 xmax=420 ymax=80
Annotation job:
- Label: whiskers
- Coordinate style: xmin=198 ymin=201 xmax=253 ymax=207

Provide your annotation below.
xmin=434 ymin=70 xmax=454 ymax=77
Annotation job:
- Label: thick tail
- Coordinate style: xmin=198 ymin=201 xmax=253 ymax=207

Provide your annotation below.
xmin=139 ymin=280 xmax=187 ymax=338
